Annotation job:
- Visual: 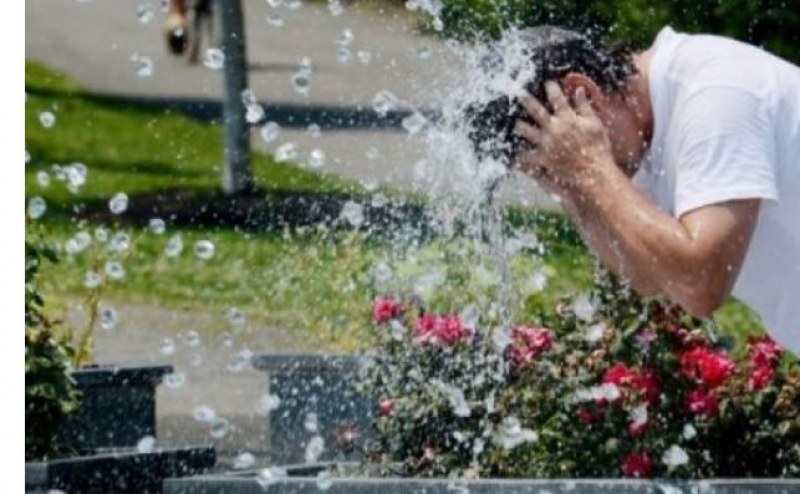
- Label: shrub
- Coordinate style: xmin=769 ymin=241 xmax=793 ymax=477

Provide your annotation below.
xmin=361 ymin=268 xmax=800 ymax=478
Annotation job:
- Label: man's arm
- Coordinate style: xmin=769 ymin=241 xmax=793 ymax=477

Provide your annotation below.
xmin=515 ymin=82 xmax=761 ymax=316
xmin=566 ymin=165 xmax=760 ymax=316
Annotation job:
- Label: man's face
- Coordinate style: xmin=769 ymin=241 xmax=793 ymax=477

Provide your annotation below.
xmin=593 ymin=93 xmax=650 ymax=174
xmin=560 ymin=73 xmax=652 ymax=176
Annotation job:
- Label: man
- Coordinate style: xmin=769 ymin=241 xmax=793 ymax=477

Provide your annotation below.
xmin=512 ymin=26 xmax=799 ymax=355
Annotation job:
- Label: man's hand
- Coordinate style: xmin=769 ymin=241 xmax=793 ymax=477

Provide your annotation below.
xmin=514 ymin=81 xmax=616 ymax=191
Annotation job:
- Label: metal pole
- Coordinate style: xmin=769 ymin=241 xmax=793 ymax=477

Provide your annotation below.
xmin=219 ymin=0 xmax=253 ymax=194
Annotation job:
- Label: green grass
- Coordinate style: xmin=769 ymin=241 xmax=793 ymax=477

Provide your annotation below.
xmin=25 ymin=60 xmax=765 ymax=353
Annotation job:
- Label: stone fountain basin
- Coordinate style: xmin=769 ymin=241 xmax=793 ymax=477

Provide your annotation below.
xmin=163 ymin=462 xmax=800 ymax=494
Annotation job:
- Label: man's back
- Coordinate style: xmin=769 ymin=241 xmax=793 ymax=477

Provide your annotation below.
xmin=636 ymin=27 xmax=800 ymax=353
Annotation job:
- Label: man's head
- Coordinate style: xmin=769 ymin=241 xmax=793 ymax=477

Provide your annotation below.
xmin=467 ymin=26 xmax=652 ymax=172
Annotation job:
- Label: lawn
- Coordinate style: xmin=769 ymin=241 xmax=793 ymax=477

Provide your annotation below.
xmin=24 ymin=60 xmax=764 ymax=354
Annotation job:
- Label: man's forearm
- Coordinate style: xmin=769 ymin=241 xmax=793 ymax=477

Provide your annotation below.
xmin=564 ymin=162 xmax=721 ymax=315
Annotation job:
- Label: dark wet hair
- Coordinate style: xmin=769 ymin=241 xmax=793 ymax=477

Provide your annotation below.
xmin=466 ymin=26 xmax=637 ymax=164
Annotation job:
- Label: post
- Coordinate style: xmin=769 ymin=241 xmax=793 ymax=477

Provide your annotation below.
xmin=219 ymin=0 xmax=253 ymax=194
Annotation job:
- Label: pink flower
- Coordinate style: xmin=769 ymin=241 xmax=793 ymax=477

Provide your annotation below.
xmin=505 ymin=326 xmax=554 ymax=367
xmin=747 ymin=335 xmax=782 ymax=368
xmin=378 ymin=399 xmax=394 ymax=416
xmin=621 ymin=451 xmax=653 ymax=478
xmin=414 ymin=314 xmax=470 ymax=346
xmin=372 ymin=297 xmax=401 ymax=325
xmin=747 ymin=364 xmax=774 ymax=391
xmin=680 ymin=346 xmax=736 ymax=389
xmin=627 ymin=420 xmax=648 ymax=438
xmin=685 ymin=388 xmax=720 ymax=416
xmin=634 ymin=327 xmax=659 ymax=346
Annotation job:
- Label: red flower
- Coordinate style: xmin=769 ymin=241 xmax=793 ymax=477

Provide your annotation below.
xmin=505 ymin=326 xmax=554 ymax=367
xmin=372 ymin=297 xmax=401 ymax=324
xmin=577 ymin=407 xmax=596 ymax=424
xmin=747 ymin=364 xmax=774 ymax=391
xmin=378 ymin=399 xmax=394 ymax=416
xmin=414 ymin=314 xmax=470 ymax=346
xmin=602 ymin=364 xmax=660 ymax=405
xmin=680 ymin=347 xmax=736 ymax=389
xmin=621 ymin=451 xmax=653 ymax=478
xmin=685 ymin=388 xmax=720 ymax=416
xmin=747 ymin=335 xmax=782 ymax=368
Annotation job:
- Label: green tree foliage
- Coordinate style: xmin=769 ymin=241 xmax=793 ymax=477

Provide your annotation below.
xmin=437 ymin=0 xmax=800 ymax=64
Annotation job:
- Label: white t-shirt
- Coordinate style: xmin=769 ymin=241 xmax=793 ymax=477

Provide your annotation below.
xmin=633 ymin=27 xmax=800 ymax=355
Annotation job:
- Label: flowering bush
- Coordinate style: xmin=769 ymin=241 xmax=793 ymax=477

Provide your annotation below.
xmin=361 ymin=269 xmax=800 ymax=478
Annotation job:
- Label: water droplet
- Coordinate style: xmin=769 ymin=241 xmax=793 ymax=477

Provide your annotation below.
xmin=335 ymin=46 xmax=352 ymax=64
xmin=84 ymin=271 xmax=101 ymax=288
xmin=227 ymin=349 xmax=252 ymax=373
xmin=94 ymin=227 xmax=108 ymax=243
xmin=131 ymin=53 xmax=154 ymax=77
xmin=372 ymin=90 xmax=398 ymax=117
xmin=266 ymin=13 xmax=284 ymax=27
xmin=136 ymin=3 xmax=154 ymax=23
xmin=339 ymin=201 xmax=365 ymax=228
xmin=160 ymin=337 xmax=176 ymax=355
xmin=245 ymin=104 xmax=265 ymax=124
xmin=165 ymin=234 xmax=184 ymax=257
xmin=256 ymin=467 xmax=287 ymax=488
xmin=36 ymin=171 xmax=51 ymax=188
xmin=68 ymin=231 xmax=92 ymax=254
xmin=307 ymin=149 xmax=326 ymax=169
xmin=304 ymin=435 xmax=325 ymax=462
xmin=109 ymin=192 xmax=129 ymax=215
xmin=306 ymin=123 xmax=321 ymax=137
xmin=136 ymin=435 xmax=156 ymax=453
xmin=193 ymin=240 xmax=215 ymax=260
xmin=416 ymin=46 xmax=431 ymax=59
xmin=190 ymin=353 xmax=203 ymax=366
xmin=148 ymin=218 xmax=166 ymax=235
xmin=203 ymin=48 xmax=225 ymax=70
xmin=327 ymin=0 xmax=344 ymax=16
xmin=192 ymin=404 xmax=216 ymax=423
xmin=110 ymin=232 xmax=131 ymax=252
xmin=572 ymin=293 xmax=596 ymax=321
xmin=316 ymin=470 xmax=333 ymax=490
xmin=184 ymin=330 xmax=201 ymax=347
xmin=336 ymin=28 xmax=354 ymax=46
xmin=357 ymin=50 xmax=372 ymax=65
xmin=27 ymin=197 xmax=46 ymax=220
xmin=65 ymin=163 xmax=88 ymax=190
xmin=100 ymin=307 xmax=117 ymax=330
xmin=221 ymin=332 xmax=234 ymax=348
xmin=401 ymin=112 xmax=427 ymax=135
xmin=39 ymin=111 xmax=56 ymax=128
xmin=662 ymin=444 xmax=689 ymax=468
xmin=233 ymin=452 xmax=255 ymax=469
xmin=275 ymin=142 xmax=298 ymax=163
xmin=255 ymin=394 xmax=281 ymax=416
xmin=105 ymin=261 xmax=125 ymax=280
xmin=303 ymin=412 xmax=318 ymax=432
xmin=227 ymin=308 xmax=246 ymax=326
xmin=209 ymin=417 xmax=232 ymax=439
xmin=291 ymin=70 xmax=312 ymax=95
xmin=265 ymin=0 xmax=282 ymax=7
xmin=284 ymin=0 xmax=301 ymax=8
xmin=164 ymin=372 xmax=186 ymax=389
xmin=260 ymin=121 xmax=280 ymax=143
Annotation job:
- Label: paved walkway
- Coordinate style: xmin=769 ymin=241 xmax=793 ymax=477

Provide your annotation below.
xmin=27 ymin=0 xmax=557 ymax=467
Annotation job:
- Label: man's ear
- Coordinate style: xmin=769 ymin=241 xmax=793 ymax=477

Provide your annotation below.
xmin=560 ymin=73 xmax=603 ymax=106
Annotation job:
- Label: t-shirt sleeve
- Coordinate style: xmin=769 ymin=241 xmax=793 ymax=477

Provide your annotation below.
xmin=671 ymin=85 xmax=779 ymax=218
